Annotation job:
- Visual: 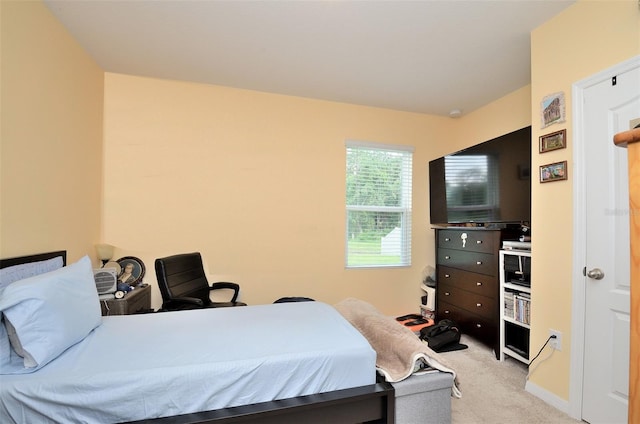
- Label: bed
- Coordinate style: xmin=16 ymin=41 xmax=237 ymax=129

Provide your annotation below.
xmin=0 ymin=251 xmax=395 ymax=423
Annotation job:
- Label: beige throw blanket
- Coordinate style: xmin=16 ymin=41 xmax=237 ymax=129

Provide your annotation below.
xmin=335 ymin=298 xmax=461 ymax=398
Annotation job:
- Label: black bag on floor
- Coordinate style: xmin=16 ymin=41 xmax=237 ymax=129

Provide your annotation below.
xmin=419 ymin=319 xmax=461 ymax=352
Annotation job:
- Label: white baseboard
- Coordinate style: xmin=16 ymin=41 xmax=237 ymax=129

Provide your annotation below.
xmin=525 ymin=380 xmax=572 ymax=416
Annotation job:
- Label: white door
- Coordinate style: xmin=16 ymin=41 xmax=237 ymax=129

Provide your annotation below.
xmin=580 ymin=63 xmax=639 ymax=423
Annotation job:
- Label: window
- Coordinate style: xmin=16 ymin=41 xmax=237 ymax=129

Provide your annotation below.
xmin=346 ymin=141 xmax=413 ymax=268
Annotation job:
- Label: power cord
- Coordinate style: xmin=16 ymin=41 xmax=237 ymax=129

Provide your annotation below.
xmin=526 ymin=334 xmax=556 ymax=380
xmin=529 ymin=334 xmax=556 ymax=365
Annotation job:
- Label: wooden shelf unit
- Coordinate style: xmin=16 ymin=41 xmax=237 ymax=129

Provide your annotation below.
xmin=499 ymin=249 xmax=531 ymax=364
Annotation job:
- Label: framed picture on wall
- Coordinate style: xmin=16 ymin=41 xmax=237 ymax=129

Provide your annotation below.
xmin=539 ymin=129 xmax=567 ymax=153
xmin=540 ymin=161 xmax=568 ymax=183
xmin=540 ymin=92 xmax=566 ymax=129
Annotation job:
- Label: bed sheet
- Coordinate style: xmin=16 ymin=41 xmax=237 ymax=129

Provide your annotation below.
xmin=0 ymin=301 xmax=376 ymax=423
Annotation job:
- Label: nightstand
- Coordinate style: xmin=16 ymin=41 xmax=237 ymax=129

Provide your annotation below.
xmin=100 ymin=284 xmax=152 ymax=316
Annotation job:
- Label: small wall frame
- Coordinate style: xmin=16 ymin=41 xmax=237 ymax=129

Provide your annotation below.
xmin=539 ymin=129 xmax=566 ymax=153
xmin=540 ymin=161 xmax=568 ymax=183
xmin=540 ymin=91 xmax=566 ymax=128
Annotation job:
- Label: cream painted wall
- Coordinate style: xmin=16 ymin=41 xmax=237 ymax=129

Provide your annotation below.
xmin=529 ymin=0 xmax=639 ymax=403
xmin=103 ymin=73 xmax=465 ymax=313
xmin=103 ymin=75 xmax=531 ymax=313
xmin=455 ymin=85 xmax=532 ymax=149
xmin=0 ymin=0 xmax=104 ymax=263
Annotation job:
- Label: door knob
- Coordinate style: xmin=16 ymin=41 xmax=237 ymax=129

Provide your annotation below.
xmin=587 ymin=268 xmax=605 ymax=280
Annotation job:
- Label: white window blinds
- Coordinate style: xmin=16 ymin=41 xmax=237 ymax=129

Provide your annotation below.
xmin=345 ymin=141 xmax=413 ymax=268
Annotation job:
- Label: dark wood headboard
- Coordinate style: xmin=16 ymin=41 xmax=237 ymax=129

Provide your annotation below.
xmin=0 ymin=250 xmax=67 ymax=269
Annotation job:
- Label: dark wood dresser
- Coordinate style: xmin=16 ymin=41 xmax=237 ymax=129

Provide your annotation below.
xmin=435 ymin=228 xmax=502 ymax=358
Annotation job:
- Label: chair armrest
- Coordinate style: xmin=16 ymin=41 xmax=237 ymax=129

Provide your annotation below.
xmin=210 ymin=282 xmax=240 ymax=303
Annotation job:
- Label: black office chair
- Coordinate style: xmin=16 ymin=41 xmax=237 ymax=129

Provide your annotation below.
xmin=155 ymin=252 xmax=246 ymax=311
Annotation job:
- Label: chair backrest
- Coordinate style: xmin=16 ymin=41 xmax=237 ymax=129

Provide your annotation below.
xmin=155 ymin=252 xmax=211 ymax=305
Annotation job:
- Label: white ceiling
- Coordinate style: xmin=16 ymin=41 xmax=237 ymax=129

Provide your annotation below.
xmin=44 ymin=0 xmax=575 ymax=117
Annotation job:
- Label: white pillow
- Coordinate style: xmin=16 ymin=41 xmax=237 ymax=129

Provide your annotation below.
xmin=0 ymin=313 xmax=15 ymax=370
xmin=4 ymin=317 xmax=37 ymax=367
xmin=0 ymin=255 xmax=102 ymax=373
xmin=0 ymin=256 xmax=64 ymax=291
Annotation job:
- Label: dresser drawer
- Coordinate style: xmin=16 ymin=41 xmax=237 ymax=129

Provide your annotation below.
xmin=438 ymin=266 xmax=497 ymax=296
xmin=437 ymin=248 xmax=496 ymax=276
xmin=437 ymin=300 xmax=497 ymax=345
xmin=438 ymin=285 xmax=495 ymax=320
xmin=437 ymin=229 xmax=498 ymax=254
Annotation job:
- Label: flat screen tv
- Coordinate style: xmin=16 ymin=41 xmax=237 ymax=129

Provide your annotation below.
xmin=429 ymin=126 xmax=531 ymax=226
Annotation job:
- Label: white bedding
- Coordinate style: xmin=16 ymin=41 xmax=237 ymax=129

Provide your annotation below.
xmin=0 ymin=256 xmax=64 ymax=291
xmin=0 ymin=301 xmax=376 ymax=423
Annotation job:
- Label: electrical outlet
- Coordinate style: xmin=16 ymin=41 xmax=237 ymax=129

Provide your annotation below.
xmin=549 ymin=329 xmax=562 ymax=351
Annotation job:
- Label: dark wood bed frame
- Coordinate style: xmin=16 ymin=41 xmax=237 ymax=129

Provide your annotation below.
xmin=0 ymin=250 xmax=68 ymax=269
xmin=0 ymin=251 xmax=395 ymax=424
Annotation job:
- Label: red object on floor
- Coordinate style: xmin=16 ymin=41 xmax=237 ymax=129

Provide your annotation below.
xmin=396 ymin=315 xmax=434 ymax=334
xmin=405 ymin=320 xmax=434 ymax=333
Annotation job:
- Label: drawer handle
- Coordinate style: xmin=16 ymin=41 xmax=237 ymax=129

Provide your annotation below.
xmin=476 ymin=261 xmax=482 ymax=265
xmin=445 ymin=274 xmax=450 ymax=278
xmin=476 ymin=323 xmax=482 ymax=328
xmin=445 ymin=255 xmax=451 ymax=260
xmin=476 ymin=303 xmax=482 ymax=307
xmin=444 ymin=310 xmax=450 ymax=314
xmin=445 ymin=237 xmax=451 ymax=242
xmin=476 ymin=240 xmax=482 ymax=244
xmin=444 ymin=292 xmax=450 ymax=296
xmin=476 ymin=282 xmax=482 ymax=286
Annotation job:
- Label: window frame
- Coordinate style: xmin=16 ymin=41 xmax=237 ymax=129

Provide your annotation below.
xmin=345 ymin=140 xmax=414 ymax=269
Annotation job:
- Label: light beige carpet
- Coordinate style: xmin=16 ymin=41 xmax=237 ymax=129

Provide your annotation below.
xmin=444 ymin=335 xmax=582 ymax=424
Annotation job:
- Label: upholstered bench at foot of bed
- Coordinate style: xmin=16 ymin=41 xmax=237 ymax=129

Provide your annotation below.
xmin=391 ymin=371 xmax=453 ymax=424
